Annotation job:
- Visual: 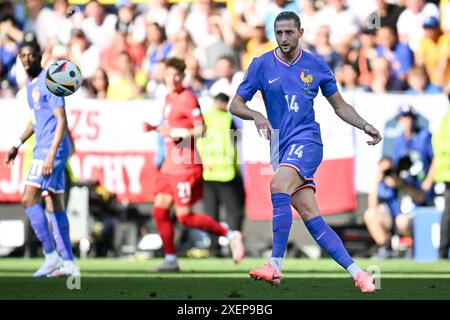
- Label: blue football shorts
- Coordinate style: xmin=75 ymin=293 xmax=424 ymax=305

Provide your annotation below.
xmin=275 ymin=141 xmax=323 ymax=194
xmin=25 ymin=147 xmax=69 ymax=194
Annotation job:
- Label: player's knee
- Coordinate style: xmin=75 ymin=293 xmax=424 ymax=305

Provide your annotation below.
xmin=294 ymin=202 xmax=316 ymax=220
xmin=177 ymin=212 xmax=191 ymax=225
xmin=21 ymin=194 xmax=38 ymax=208
xmin=396 ymin=215 xmax=411 ymax=235
xmin=270 ymin=178 xmax=290 ymax=194
xmin=363 ymin=208 xmax=376 ymax=223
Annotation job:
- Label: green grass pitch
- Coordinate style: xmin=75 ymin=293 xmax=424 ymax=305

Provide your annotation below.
xmin=1 ymin=258 xmax=450 ymax=300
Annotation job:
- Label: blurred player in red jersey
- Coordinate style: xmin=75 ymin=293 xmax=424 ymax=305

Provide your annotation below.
xmin=146 ymin=58 xmax=244 ymax=272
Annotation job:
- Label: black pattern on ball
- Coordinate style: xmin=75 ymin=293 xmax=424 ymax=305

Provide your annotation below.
xmin=69 ymin=71 xmax=76 ymax=77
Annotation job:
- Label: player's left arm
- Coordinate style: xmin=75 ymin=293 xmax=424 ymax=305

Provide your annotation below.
xmin=42 ymin=107 xmax=68 ymax=176
xmin=326 ymin=91 xmax=382 ymax=146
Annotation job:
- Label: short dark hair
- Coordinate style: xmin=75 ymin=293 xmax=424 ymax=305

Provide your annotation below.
xmin=274 ymin=11 xmax=301 ymax=30
xmin=19 ymin=41 xmax=41 ymax=55
xmin=214 ymin=93 xmax=230 ymax=104
xmin=164 ymin=57 xmax=186 ymax=74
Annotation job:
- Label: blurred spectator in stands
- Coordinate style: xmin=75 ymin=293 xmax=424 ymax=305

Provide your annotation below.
xmin=164 ymin=2 xmax=189 ymax=39
xmin=263 ymin=0 xmax=300 ymax=43
xmin=442 ymin=0 xmax=450 ymax=32
xmin=298 ymin=0 xmax=320 ymax=47
xmin=146 ymin=60 xmax=167 ymax=101
xmin=100 ymin=30 xmax=128 ymax=74
xmin=196 ymin=93 xmax=245 ymax=258
xmin=0 ymin=1 xmax=23 ymax=91
xmin=116 ymin=0 xmax=146 ymax=44
xmin=48 ymin=0 xmax=73 ymax=46
xmin=335 ymin=64 xmax=361 ymax=92
xmin=209 ymin=56 xmax=244 ymax=98
xmin=240 ymin=17 xmax=274 ymax=71
xmin=23 ymin=0 xmax=53 ymax=48
xmin=392 ymin=105 xmax=435 ymax=237
xmin=416 ymin=16 xmax=450 ymax=89
xmin=310 ymin=26 xmax=343 ymax=71
xmin=184 ymin=55 xmax=213 ymax=97
xmin=368 ymin=0 xmax=404 ymax=33
xmin=432 ymin=95 xmax=450 ymax=259
xmin=348 ymin=27 xmax=377 ymax=89
xmin=142 ymin=0 xmax=170 ymax=28
xmin=347 ymin=0 xmax=378 ymax=26
xmin=143 ymin=22 xmax=172 ymax=79
xmin=370 ymin=57 xmax=402 ymax=92
xmin=86 ymin=68 xmax=109 ymax=99
xmin=67 ymin=29 xmax=99 ymax=80
xmin=82 ymin=0 xmax=117 ymax=50
xmin=197 ymin=14 xmax=238 ymax=80
xmin=406 ymin=66 xmax=441 ymax=94
xmin=363 ymin=157 xmax=401 ymax=259
xmin=396 ymin=0 xmax=439 ymax=52
xmin=316 ymin=0 xmax=359 ymax=59
xmin=185 ymin=0 xmax=232 ymax=49
xmin=107 ymin=51 xmax=140 ymax=100
xmin=232 ymin=0 xmax=264 ymax=41
xmin=375 ymin=26 xmax=413 ymax=90
xmin=168 ymin=29 xmax=197 ymax=61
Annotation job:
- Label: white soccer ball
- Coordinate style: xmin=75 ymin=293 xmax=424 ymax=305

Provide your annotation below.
xmin=45 ymin=60 xmax=82 ymax=97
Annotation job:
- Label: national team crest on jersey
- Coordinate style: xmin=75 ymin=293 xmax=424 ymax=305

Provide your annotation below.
xmin=32 ymin=87 xmax=41 ymax=110
xmin=300 ymin=70 xmax=313 ymax=87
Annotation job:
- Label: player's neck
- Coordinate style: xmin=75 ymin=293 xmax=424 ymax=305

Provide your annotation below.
xmin=169 ymin=86 xmax=184 ymax=95
xmin=276 ymin=47 xmax=301 ymax=65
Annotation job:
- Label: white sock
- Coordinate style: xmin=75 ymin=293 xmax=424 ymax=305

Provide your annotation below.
xmin=346 ymin=263 xmax=363 ymax=279
xmin=269 ymin=257 xmax=283 ymax=273
xmin=45 ymin=250 xmax=59 ymax=262
xmin=63 ymin=260 xmax=75 ymax=268
xmin=165 ymin=254 xmax=177 ymax=263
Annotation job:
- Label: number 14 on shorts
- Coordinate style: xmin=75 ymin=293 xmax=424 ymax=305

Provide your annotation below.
xmin=288 ymin=144 xmax=304 ymax=159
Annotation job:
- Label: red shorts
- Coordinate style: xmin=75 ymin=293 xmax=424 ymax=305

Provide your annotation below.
xmin=155 ymin=171 xmax=203 ymax=206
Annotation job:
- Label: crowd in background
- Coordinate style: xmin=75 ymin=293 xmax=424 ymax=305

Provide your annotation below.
xmin=0 ymin=0 xmax=449 ymax=101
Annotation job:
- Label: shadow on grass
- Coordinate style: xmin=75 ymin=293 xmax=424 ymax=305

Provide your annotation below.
xmin=0 ymin=277 xmax=450 ymax=300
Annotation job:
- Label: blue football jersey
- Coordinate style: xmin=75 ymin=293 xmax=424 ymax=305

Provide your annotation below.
xmin=26 ymin=69 xmax=70 ymax=152
xmin=237 ymin=49 xmax=338 ymax=155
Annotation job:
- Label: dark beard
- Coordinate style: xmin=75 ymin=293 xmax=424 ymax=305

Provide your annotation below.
xmin=27 ymin=65 xmax=42 ymax=79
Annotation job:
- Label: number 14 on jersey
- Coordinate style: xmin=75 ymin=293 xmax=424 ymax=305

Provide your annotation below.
xmin=285 ymin=95 xmax=299 ymax=113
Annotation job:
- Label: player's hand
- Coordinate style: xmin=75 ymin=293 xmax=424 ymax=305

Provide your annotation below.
xmin=364 ymin=124 xmax=382 ymax=146
xmin=157 ymin=124 xmax=170 ymax=138
xmin=4 ymin=147 xmax=18 ymax=168
xmin=253 ymin=113 xmax=273 ymax=140
xmin=421 ymin=178 xmax=433 ymax=193
xmin=143 ymin=122 xmax=157 ymax=132
xmin=42 ymin=153 xmax=55 ymax=177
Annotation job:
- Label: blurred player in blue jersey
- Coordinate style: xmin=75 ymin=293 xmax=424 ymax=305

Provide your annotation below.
xmin=4 ymin=42 xmax=79 ymax=278
xmin=230 ymin=12 xmax=382 ymax=293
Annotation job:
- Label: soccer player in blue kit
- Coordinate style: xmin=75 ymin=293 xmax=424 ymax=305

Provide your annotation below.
xmin=4 ymin=42 xmax=79 ymax=277
xmin=230 ymin=12 xmax=382 ymax=293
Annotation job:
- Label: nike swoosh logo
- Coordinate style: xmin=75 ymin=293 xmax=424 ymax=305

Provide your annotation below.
xmin=317 ymin=231 xmax=327 ymax=241
xmin=268 ymin=77 xmax=280 ymax=84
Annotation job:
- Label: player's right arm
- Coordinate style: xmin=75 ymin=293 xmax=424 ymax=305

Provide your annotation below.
xmin=229 ymin=94 xmax=273 ymax=140
xmin=4 ymin=121 xmax=34 ymax=168
xmin=230 ymin=57 xmax=273 ymax=140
